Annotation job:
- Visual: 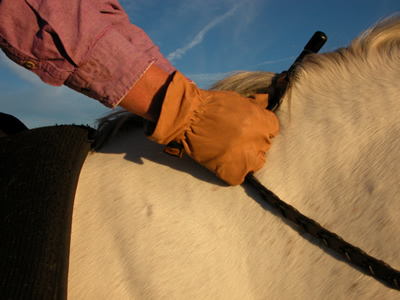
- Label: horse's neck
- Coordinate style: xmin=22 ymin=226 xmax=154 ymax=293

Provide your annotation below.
xmin=268 ymin=49 xmax=400 ymax=187
xmin=69 ymin=39 xmax=400 ymax=298
xmin=261 ymin=49 xmax=400 ymax=259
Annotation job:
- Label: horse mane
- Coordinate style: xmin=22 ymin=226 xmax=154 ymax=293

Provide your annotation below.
xmin=292 ymin=15 xmax=400 ymax=86
xmin=94 ymin=109 xmax=144 ymax=149
xmin=350 ymin=14 xmax=400 ymax=56
xmin=95 ymin=15 xmax=400 ymax=150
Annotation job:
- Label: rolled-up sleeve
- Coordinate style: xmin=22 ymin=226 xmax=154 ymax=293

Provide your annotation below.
xmin=0 ymin=0 xmax=176 ymax=108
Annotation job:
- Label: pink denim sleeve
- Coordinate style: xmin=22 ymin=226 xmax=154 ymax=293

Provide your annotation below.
xmin=0 ymin=0 xmax=176 ymax=108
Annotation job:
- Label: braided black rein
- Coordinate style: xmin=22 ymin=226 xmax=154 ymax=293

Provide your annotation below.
xmin=245 ymin=173 xmax=400 ymax=291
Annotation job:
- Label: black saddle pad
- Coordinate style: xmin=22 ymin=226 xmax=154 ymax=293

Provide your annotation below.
xmin=0 ymin=112 xmax=29 ymax=136
xmin=0 ymin=125 xmax=95 ymax=300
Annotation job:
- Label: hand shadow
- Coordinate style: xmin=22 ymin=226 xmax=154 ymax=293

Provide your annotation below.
xmin=95 ymin=128 xmax=228 ymax=187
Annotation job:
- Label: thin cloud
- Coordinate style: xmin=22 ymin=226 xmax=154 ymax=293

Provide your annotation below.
xmin=257 ymin=56 xmax=296 ymax=66
xmin=187 ymin=72 xmax=232 ymax=89
xmin=167 ymin=2 xmax=243 ymax=62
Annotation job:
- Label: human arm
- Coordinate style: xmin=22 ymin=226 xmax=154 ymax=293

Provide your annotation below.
xmin=119 ymin=64 xmax=172 ymax=123
xmin=0 ymin=0 xmax=175 ymax=109
xmin=0 ymin=0 xmax=279 ymax=185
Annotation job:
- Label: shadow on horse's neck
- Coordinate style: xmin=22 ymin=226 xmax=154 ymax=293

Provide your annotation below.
xmin=96 ymin=129 xmax=228 ymax=186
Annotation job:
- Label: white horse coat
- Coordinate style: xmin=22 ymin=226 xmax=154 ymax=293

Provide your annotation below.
xmin=68 ymin=17 xmax=400 ymax=299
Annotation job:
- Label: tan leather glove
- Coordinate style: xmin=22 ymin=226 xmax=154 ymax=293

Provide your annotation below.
xmin=148 ymin=71 xmax=279 ymax=185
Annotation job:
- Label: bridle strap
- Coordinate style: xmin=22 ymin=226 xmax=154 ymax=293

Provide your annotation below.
xmin=245 ymin=173 xmax=400 ymax=291
xmin=267 ymin=31 xmax=327 ymax=112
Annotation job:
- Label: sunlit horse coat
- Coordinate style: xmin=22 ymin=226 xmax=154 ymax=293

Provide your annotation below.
xmin=66 ymin=16 xmax=400 ymax=299
xmin=5 ymin=16 xmax=400 ymax=299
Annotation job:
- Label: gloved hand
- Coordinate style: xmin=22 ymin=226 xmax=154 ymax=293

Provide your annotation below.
xmin=147 ymin=71 xmax=279 ymax=185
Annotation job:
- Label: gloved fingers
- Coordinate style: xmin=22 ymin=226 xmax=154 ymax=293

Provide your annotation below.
xmin=184 ymin=101 xmax=279 ymax=186
xmin=262 ymin=109 xmax=280 ymax=138
xmin=147 ymin=71 xmax=280 ymax=186
xmin=214 ymin=147 xmax=267 ymax=186
xmin=248 ymin=94 xmax=270 ymax=108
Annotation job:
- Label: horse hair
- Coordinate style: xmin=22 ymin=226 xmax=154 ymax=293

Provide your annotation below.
xmin=69 ymin=15 xmax=400 ymax=298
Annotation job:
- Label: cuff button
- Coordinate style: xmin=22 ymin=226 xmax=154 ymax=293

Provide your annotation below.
xmin=23 ymin=60 xmax=36 ymax=70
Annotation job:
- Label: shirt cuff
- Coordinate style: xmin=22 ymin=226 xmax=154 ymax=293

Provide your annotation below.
xmin=64 ymin=27 xmax=155 ymax=108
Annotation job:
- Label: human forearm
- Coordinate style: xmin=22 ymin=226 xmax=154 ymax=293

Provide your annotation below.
xmin=119 ymin=64 xmax=172 ymax=122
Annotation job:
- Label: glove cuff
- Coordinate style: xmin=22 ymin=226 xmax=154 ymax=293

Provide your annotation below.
xmin=147 ymin=71 xmax=201 ymax=145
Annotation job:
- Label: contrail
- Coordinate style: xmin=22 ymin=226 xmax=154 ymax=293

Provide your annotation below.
xmin=167 ymin=3 xmax=242 ymax=62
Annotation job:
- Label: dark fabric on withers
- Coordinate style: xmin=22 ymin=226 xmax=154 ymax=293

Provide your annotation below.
xmin=0 ymin=125 xmax=95 ymax=300
xmin=0 ymin=112 xmax=29 ymax=135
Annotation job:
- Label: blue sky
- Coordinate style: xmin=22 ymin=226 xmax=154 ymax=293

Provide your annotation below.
xmin=1 ymin=0 xmax=399 ymax=128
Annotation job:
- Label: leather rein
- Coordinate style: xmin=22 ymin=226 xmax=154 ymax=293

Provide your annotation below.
xmin=245 ymin=174 xmax=400 ymax=290
xmin=249 ymin=32 xmax=400 ymax=291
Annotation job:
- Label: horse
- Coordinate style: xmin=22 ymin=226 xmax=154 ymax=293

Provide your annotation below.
xmin=66 ymin=16 xmax=400 ymax=299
